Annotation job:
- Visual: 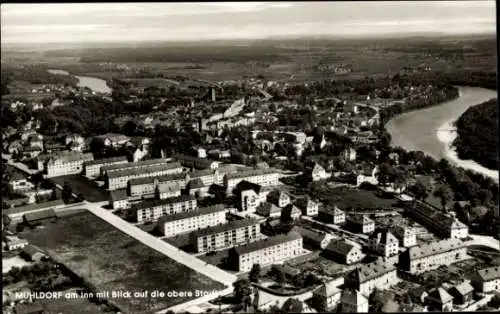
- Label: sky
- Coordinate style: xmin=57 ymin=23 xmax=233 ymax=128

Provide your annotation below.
xmin=1 ymin=1 xmax=496 ymax=44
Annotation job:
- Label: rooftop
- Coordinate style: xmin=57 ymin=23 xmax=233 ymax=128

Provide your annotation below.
xmin=325 ymin=239 xmax=358 ymax=255
xmin=427 ymin=287 xmax=454 ymax=304
xmin=84 ymin=156 xmax=128 ymax=167
xmin=47 ymin=151 xmax=93 ymax=164
xmin=107 ymin=162 xmax=183 ymax=179
xmin=132 ymin=194 xmax=196 ymax=211
xmin=233 ymin=231 xmax=302 ymax=255
xmin=407 ymin=238 xmax=465 ymax=260
xmin=190 ymin=218 xmax=260 ymax=238
xmin=158 ymin=204 xmax=226 ymax=224
xmin=347 ymin=259 xmax=396 ymax=283
xmin=476 ymin=266 xmax=500 ymax=282
xmin=225 ymin=168 xmax=277 ymax=180
xmin=102 ymin=158 xmax=170 ymax=173
xmin=110 ymin=189 xmax=128 ymax=202
xmin=128 ymin=172 xmax=187 ymax=186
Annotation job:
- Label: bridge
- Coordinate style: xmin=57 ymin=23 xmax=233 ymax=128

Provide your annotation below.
xmin=466 ymin=234 xmax=500 ymax=251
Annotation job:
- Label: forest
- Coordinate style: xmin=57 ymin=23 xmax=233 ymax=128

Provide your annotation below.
xmin=453 ymin=98 xmax=499 ymax=170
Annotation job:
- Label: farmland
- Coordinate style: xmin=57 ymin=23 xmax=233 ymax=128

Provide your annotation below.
xmin=19 ymin=211 xmax=226 ymax=314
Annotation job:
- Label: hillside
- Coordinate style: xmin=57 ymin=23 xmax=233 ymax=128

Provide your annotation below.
xmin=453 ymin=98 xmax=499 ymax=170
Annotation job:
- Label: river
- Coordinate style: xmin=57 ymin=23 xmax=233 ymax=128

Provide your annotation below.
xmin=386 ymin=86 xmax=498 ymax=182
xmin=47 ymin=69 xmax=112 ymax=94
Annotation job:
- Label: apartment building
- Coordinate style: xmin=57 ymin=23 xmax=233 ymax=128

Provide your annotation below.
xmin=45 ymin=151 xmax=94 ymax=177
xmin=84 ymin=156 xmax=128 ymax=178
xmin=345 ymin=259 xmax=399 ymax=296
xmin=106 ymin=162 xmax=183 ymax=190
xmin=318 ymin=206 xmax=346 ymax=225
xmin=224 ymin=168 xmax=279 ymax=194
xmin=190 ymin=218 xmax=261 ymax=253
xmin=190 ymin=169 xmax=222 ymax=186
xmin=295 ymin=197 xmax=319 ymax=216
xmin=228 ymin=231 xmax=303 ymax=272
xmin=401 ymin=238 xmax=467 ymax=274
xmin=109 ymin=189 xmax=129 ymax=210
xmin=175 ymin=155 xmax=219 ymax=170
xmin=471 ymin=266 xmax=500 ymax=293
xmin=133 ymin=194 xmax=197 ymax=223
xmin=160 ymin=204 xmax=227 ymax=237
xmin=325 ymin=239 xmax=363 ymax=265
xmin=101 ymin=158 xmax=171 ymax=177
xmin=128 ymin=172 xmax=188 ymax=198
xmin=405 ymin=201 xmax=469 ymax=239
xmin=391 ymin=225 xmax=417 ymax=248
xmin=157 ymin=182 xmax=183 ymax=200
xmin=368 ymin=229 xmax=399 ymax=258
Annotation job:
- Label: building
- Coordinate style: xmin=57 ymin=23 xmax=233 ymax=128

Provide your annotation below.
xmin=228 ymin=232 xmax=303 ymax=272
xmin=109 ymin=189 xmax=129 ymax=210
xmin=106 ymin=161 xmax=184 ymax=190
xmin=186 ymin=179 xmax=209 ymax=198
xmin=224 ymin=168 xmax=279 ymax=194
xmin=426 ymin=287 xmax=454 ymax=312
xmin=294 ymin=197 xmax=319 ymax=216
xmin=23 ymin=209 xmax=57 ymax=227
xmin=291 ymin=226 xmax=334 ymax=249
xmin=190 ymin=218 xmax=261 ymax=253
xmin=128 ymin=172 xmax=188 ymax=199
xmin=401 ymin=239 xmax=467 ymax=273
xmin=312 ymin=277 xmax=345 ymax=310
xmin=356 ymin=164 xmax=378 ymax=187
xmin=160 ymin=205 xmax=227 ymax=237
xmin=7 ymin=171 xmax=32 ymax=193
xmin=318 ymin=206 xmax=346 ymax=225
xmin=281 ymin=204 xmax=302 ymax=221
xmin=325 ymin=239 xmax=363 ymax=265
xmin=133 ymin=194 xmax=197 ymax=223
xmin=266 ymin=190 xmax=291 ymax=208
xmin=305 ymin=162 xmax=331 ymax=182
xmin=233 ymin=180 xmax=267 ymax=212
xmin=341 ymin=290 xmax=369 ymax=313
xmin=348 ymin=215 xmax=375 ymax=234
xmin=176 ymin=155 xmax=219 ymax=170
xmin=83 ymin=156 xmax=128 ymax=178
xmin=405 ymin=201 xmax=469 ymax=239
xmin=471 ymin=266 xmax=500 ymax=293
xmin=448 ymin=281 xmax=474 ymax=305
xmin=343 ymin=147 xmax=357 ymax=162
xmin=256 ymin=202 xmax=281 ymax=218
xmin=45 ymin=151 xmax=94 ymax=177
xmin=391 ymin=225 xmax=417 ymax=248
xmin=345 ymin=259 xmax=399 ymax=296
xmin=190 ymin=169 xmax=222 ymax=186
xmin=368 ymin=229 xmax=399 ymax=258
xmin=94 ymin=133 xmax=131 ymax=147
xmin=101 ymin=158 xmax=171 ymax=177
xmin=157 ymin=182 xmax=183 ymax=200
xmin=4 ymin=235 xmax=28 ymax=251
xmin=21 ymin=245 xmax=47 ymax=262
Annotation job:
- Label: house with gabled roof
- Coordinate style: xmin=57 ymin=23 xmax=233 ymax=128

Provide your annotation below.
xmin=348 ymin=215 xmax=375 ymax=234
xmin=368 ymin=229 xmax=399 ymax=258
xmin=318 ymin=205 xmax=346 ymax=225
xmin=471 ymin=266 xmax=500 ymax=293
xmin=266 ymin=190 xmax=291 ymax=208
xmin=325 ymin=239 xmax=363 ymax=265
xmin=290 ymin=226 xmax=335 ymax=249
xmin=294 ymin=196 xmax=319 ymax=216
xmin=345 ymin=258 xmax=399 ymax=296
xmin=312 ymin=277 xmax=344 ymax=310
xmin=341 ymin=289 xmax=369 ymax=313
xmin=448 ymin=281 xmax=474 ymax=305
xmin=425 ymin=287 xmax=454 ymax=311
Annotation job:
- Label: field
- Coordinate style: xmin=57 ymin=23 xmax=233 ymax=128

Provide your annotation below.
xmin=48 ymin=174 xmax=110 ymax=202
xmin=18 ymin=211 xmax=226 ymax=314
xmin=311 ymin=185 xmax=399 ymax=210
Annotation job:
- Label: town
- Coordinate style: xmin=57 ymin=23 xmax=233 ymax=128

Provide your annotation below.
xmin=2 ymin=2 xmax=499 ymax=314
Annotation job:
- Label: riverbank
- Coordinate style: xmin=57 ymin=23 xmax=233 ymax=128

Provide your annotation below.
xmin=47 ymin=69 xmax=112 ymax=94
xmin=385 ymin=86 xmax=498 ymax=182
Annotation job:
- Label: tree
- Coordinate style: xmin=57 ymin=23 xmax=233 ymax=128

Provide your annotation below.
xmin=377 ymin=163 xmax=394 ymax=186
xmin=369 ymin=289 xmax=386 ymax=312
xmin=311 ymin=293 xmax=327 ymax=312
xmin=477 ymin=189 xmax=493 ymax=206
xmin=392 ymin=169 xmax=407 ymax=194
xmin=51 ymin=187 xmax=58 ymax=201
xmin=433 ymin=185 xmax=454 ymax=212
xmin=410 ymin=180 xmax=429 ymax=201
xmin=280 ymin=205 xmax=293 ymax=223
xmin=269 ymin=265 xmax=286 ymax=284
xmin=3 ymin=214 xmax=12 ymax=230
xmin=62 ymin=181 xmax=73 ymax=203
xmin=281 ymin=298 xmax=303 ymax=313
xmin=233 ymin=279 xmax=253 ymax=308
xmin=249 ymin=264 xmax=261 ymax=283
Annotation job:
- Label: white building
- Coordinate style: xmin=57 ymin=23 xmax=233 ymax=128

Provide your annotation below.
xmin=318 ymin=206 xmax=346 ymax=225
xmin=4 ymin=235 xmax=29 ymax=251
xmin=45 ymin=151 xmax=94 ymax=177
xmin=312 ymin=277 xmax=345 ymax=310
xmin=368 ymin=229 xmax=399 ymax=258
xmin=294 ymin=197 xmax=319 ymax=216
xmin=190 ymin=218 xmax=261 ymax=253
xmin=391 ymin=225 xmax=417 ymax=248
xmin=266 ymin=190 xmax=291 ymax=208
xmin=84 ymin=156 xmax=128 ymax=178
xmin=471 ymin=266 xmax=500 ymax=293
xmin=402 ymin=239 xmax=467 ymax=274
xmin=228 ymin=231 xmax=303 ymax=272
xmin=106 ymin=161 xmax=183 ymax=190
xmin=160 ymin=205 xmax=227 ymax=237
xmin=133 ymin=194 xmax=197 ymax=223
xmin=345 ymin=259 xmax=399 ymax=296
xmin=224 ymin=169 xmax=279 ymax=194
xmin=109 ymin=190 xmax=129 ymax=210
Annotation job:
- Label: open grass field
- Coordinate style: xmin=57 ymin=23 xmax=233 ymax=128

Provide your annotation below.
xmin=311 ymin=185 xmax=399 ymax=210
xmin=48 ymin=174 xmax=110 ymax=202
xmin=19 ymin=211 xmax=226 ymax=314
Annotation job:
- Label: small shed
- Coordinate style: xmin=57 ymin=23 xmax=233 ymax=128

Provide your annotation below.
xmin=21 ymin=244 xmax=47 ymax=262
